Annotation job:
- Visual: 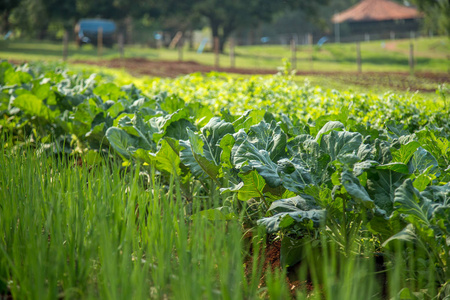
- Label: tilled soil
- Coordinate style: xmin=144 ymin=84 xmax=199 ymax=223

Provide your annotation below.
xmin=72 ymin=57 xmax=449 ymax=92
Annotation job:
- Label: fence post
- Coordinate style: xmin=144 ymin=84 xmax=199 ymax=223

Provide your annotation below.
xmin=230 ymin=37 xmax=235 ymax=68
xmin=97 ymin=27 xmax=103 ymax=57
xmin=178 ymin=37 xmax=183 ymax=62
xmin=214 ymin=37 xmax=220 ymax=69
xmin=334 ymin=21 xmax=340 ymax=43
xmin=118 ymin=33 xmax=124 ymax=58
xmin=308 ymin=33 xmax=313 ymax=71
xmin=291 ymin=38 xmax=296 ymax=70
xmin=409 ymin=42 xmax=414 ymax=75
xmin=62 ymin=30 xmax=68 ymax=61
xmin=356 ymin=41 xmax=362 ymax=73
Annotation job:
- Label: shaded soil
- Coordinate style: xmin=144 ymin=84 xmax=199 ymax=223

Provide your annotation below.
xmin=71 ymin=57 xmax=449 ymax=93
xmin=243 ymin=237 xmax=314 ymax=298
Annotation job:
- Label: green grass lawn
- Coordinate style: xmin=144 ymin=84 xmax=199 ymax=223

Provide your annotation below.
xmin=1 ymin=36 xmax=449 ymax=73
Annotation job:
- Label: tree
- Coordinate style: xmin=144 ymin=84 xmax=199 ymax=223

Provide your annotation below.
xmin=410 ymin=0 xmax=450 ymax=35
xmin=0 ymin=0 xmax=22 ymax=33
xmin=165 ymin=0 xmax=328 ymax=52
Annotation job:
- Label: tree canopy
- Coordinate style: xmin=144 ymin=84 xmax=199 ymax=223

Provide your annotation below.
xmin=1 ymin=0 xmax=448 ymax=44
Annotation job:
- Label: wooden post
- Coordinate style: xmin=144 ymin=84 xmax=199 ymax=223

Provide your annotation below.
xmin=62 ymin=30 xmax=68 ymax=61
xmin=229 ymin=37 xmax=235 ymax=68
xmin=291 ymin=38 xmax=296 ymax=70
xmin=356 ymin=41 xmax=362 ymax=73
xmin=308 ymin=33 xmax=313 ymax=71
xmin=409 ymin=42 xmax=414 ymax=75
xmin=118 ymin=33 xmax=124 ymax=58
xmin=178 ymin=37 xmax=183 ymax=62
xmin=169 ymin=31 xmax=183 ymax=49
xmin=334 ymin=21 xmax=340 ymax=43
xmin=97 ymin=27 xmax=103 ymax=57
xmin=214 ymin=37 xmax=220 ymax=69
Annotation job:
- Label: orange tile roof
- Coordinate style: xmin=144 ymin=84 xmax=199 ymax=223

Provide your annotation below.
xmin=332 ymin=0 xmax=422 ymax=23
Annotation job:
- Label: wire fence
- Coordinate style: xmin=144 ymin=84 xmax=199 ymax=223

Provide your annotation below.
xmin=1 ymin=27 xmax=448 ymax=75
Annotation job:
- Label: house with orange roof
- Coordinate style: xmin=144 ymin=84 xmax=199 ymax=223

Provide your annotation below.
xmin=332 ymin=0 xmax=423 ymax=42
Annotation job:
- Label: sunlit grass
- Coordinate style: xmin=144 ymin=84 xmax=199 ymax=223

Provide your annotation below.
xmin=1 ymin=36 xmax=448 ymax=73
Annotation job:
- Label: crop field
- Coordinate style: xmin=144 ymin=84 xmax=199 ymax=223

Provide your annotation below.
xmin=1 ymin=60 xmax=450 ymax=299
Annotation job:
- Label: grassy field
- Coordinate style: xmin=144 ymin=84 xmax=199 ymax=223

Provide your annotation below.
xmin=0 ymin=36 xmax=449 ymax=73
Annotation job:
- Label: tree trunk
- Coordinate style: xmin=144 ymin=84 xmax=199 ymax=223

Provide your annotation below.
xmin=210 ymin=19 xmax=220 ymax=52
xmin=2 ymin=11 xmax=10 ymax=34
xmin=209 ymin=17 xmax=236 ymax=53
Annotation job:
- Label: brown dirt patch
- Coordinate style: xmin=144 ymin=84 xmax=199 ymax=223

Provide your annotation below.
xmin=71 ymin=58 xmax=449 ymax=92
xmin=243 ymin=236 xmax=314 ymax=298
xmin=9 ymin=57 xmax=449 ymax=92
xmin=72 ymin=58 xmax=277 ymax=78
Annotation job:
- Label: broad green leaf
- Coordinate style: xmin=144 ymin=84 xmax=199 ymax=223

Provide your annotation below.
xmin=409 ymin=147 xmax=440 ymax=176
xmin=367 ymin=169 xmax=405 ymax=216
xmin=247 ymin=120 xmax=287 ymax=162
xmin=232 ymin=133 xmax=282 ymax=187
xmin=341 ymin=170 xmax=374 ymax=208
xmin=200 ymin=117 xmax=235 ymax=165
xmin=180 ymin=139 xmax=207 ymax=180
xmin=186 ymin=128 xmax=221 ymax=180
xmin=149 ymin=139 xmax=181 ymax=176
xmin=186 ymin=102 xmax=215 ymax=127
xmin=5 ymin=68 xmax=33 ymax=85
xmin=315 ymin=121 xmax=345 ymax=144
xmin=382 ymin=224 xmax=422 ymax=249
xmin=219 ymin=133 xmax=235 ymax=169
xmin=181 ymin=118 xmax=235 ymax=182
xmin=385 ymin=121 xmax=411 ymax=138
xmin=159 ymin=94 xmax=185 ymax=114
xmin=12 ymin=94 xmax=59 ymax=121
xmin=394 ymin=179 xmax=432 ymax=227
xmin=106 ymin=127 xmax=140 ymax=159
xmin=372 ymin=139 xmax=393 ymax=164
xmin=277 ymin=158 xmax=313 ymax=193
xmin=232 ymin=110 xmax=266 ymax=132
xmin=416 ymin=128 xmax=450 ymax=169
xmin=391 ymin=141 xmax=420 ymax=164
xmin=377 ymin=162 xmax=410 ymax=174
xmin=165 ymin=118 xmax=197 ymax=141
xmin=269 ymin=195 xmax=318 ymax=214
xmin=94 ymin=83 xmax=125 ymax=101
xmin=0 ymin=61 xmax=14 ymax=84
xmin=320 ymin=130 xmax=362 ymax=162
xmin=412 ymin=170 xmax=434 ymax=191
xmin=107 ymin=101 xmax=125 ymax=118
xmin=257 ymin=195 xmax=325 ymax=234
xmin=150 ymin=108 xmax=190 ymax=143
xmin=126 ymin=113 xmax=155 ymax=150
xmin=257 ymin=195 xmax=325 ymax=233
xmin=234 ymin=170 xmax=266 ymax=201
xmin=287 ymin=136 xmax=331 ymax=185
xmin=31 ymin=81 xmax=52 ymax=100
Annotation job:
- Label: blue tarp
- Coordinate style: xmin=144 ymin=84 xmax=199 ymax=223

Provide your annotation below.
xmin=78 ymin=19 xmax=116 ymax=33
